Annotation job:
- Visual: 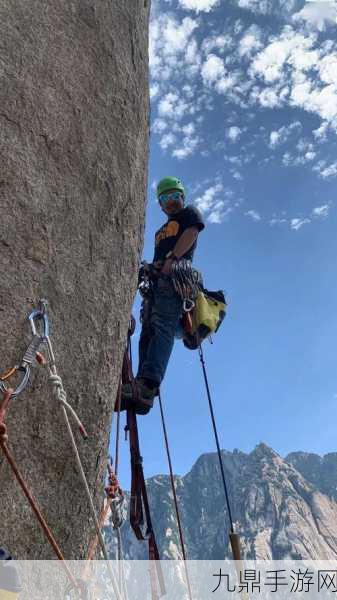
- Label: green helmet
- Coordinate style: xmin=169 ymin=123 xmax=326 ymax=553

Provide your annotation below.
xmin=156 ymin=176 xmax=185 ymax=199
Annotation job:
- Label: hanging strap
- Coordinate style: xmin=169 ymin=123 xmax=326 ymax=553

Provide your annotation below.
xmin=122 ymin=338 xmax=165 ymax=598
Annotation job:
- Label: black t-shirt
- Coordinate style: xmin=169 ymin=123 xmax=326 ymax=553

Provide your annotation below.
xmin=153 ymin=205 xmax=205 ymax=262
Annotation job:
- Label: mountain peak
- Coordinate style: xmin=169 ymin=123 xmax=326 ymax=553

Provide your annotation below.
xmin=251 ymin=442 xmax=280 ymax=459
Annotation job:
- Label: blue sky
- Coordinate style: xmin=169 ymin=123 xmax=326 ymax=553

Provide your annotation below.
xmin=112 ymin=0 xmax=337 ymax=489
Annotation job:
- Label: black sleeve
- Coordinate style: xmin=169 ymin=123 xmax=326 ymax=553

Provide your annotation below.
xmin=183 ymin=205 xmax=205 ymax=232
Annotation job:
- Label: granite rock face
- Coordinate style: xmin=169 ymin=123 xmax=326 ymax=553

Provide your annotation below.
xmin=105 ymin=444 xmax=337 ymax=561
xmin=0 ymin=0 xmax=150 ymax=558
xmin=286 ymin=451 xmax=337 ymax=501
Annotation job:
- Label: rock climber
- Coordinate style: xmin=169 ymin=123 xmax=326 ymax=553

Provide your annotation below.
xmin=122 ymin=176 xmax=205 ymax=414
xmin=0 ymin=547 xmax=21 ymax=599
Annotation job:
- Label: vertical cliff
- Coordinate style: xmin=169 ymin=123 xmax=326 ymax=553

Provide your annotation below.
xmin=0 ymin=0 xmax=150 ymax=558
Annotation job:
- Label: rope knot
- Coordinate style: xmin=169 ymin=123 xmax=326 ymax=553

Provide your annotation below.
xmin=48 ymin=373 xmax=67 ymax=404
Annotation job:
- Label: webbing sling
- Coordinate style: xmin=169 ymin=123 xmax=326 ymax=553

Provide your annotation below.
xmin=122 ymin=342 xmax=165 ymax=599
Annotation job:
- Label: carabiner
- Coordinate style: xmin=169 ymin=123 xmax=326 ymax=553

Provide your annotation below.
xmin=183 ymin=299 xmax=195 ymax=313
xmin=28 ymin=305 xmax=50 ymax=339
xmin=0 ymin=364 xmax=30 ymax=399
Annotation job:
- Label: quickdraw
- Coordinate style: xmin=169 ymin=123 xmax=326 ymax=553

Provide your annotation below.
xmin=171 ymin=259 xmax=202 ymax=309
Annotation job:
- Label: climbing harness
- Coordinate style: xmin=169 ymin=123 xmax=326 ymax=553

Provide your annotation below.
xmin=138 ymin=260 xmax=226 ymax=350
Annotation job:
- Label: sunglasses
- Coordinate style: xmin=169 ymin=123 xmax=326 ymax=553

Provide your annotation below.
xmin=159 ymin=191 xmax=184 ymax=204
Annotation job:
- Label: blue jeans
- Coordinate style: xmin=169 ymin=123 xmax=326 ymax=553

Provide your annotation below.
xmin=137 ymin=276 xmax=183 ymax=386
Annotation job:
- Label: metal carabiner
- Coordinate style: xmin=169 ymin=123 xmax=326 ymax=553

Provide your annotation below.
xmin=28 ymin=300 xmax=50 ymax=339
xmin=183 ymin=299 xmax=195 ymax=313
xmin=0 ymin=332 xmax=46 ymax=399
xmin=0 ymin=364 xmax=30 ymax=399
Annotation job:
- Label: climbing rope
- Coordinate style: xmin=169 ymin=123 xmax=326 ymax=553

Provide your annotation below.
xmin=0 ymin=389 xmax=82 ymax=596
xmin=30 ymin=301 xmax=122 ymax=600
xmin=158 ymin=391 xmax=193 ymax=600
xmin=198 ymin=344 xmax=246 ymax=564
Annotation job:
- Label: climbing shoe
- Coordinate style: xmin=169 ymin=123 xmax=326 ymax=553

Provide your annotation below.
xmin=117 ymin=379 xmax=158 ymax=415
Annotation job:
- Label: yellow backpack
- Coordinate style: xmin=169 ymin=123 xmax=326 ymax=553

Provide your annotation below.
xmin=182 ymin=289 xmax=227 ymax=349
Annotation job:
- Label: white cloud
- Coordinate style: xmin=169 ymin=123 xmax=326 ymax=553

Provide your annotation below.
xmin=195 ymin=183 xmax=223 ymax=213
xmin=270 ymin=218 xmax=287 ymax=226
xmin=182 ymin=122 xmax=196 ymax=136
xmin=226 ymin=126 xmax=242 ymax=142
xmin=293 ymin=3 xmax=337 ymax=32
xmin=259 ymin=88 xmax=281 ymax=108
xmin=172 ymin=136 xmax=200 ymax=159
xmin=290 ymin=217 xmax=311 ymax=230
xmin=236 ymin=0 xmax=298 ymax=16
xmin=178 ymin=0 xmax=220 ymax=12
xmin=152 ymin=119 xmax=167 ymax=134
xmin=201 ymin=54 xmax=225 ymax=85
xmin=305 ymin=150 xmax=316 ymax=161
xmin=150 ymin=84 xmax=160 ymax=99
xmin=215 ymin=73 xmax=239 ymax=95
xmin=250 ymin=28 xmax=317 ymax=84
xmin=194 ymin=182 xmax=235 ymax=223
xmin=320 ymin=162 xmax=337 ymax=179
xmin=159 ymin=133 xmax=176 ymax=150
xmin=158 ymin=93 xmax=189 ymax=120
xmin=239 ymin=25 xmax=263 ymax=57
xmin=202 ymin=34 xmax=233 ymax=55
xmin=282 ymin=148 xmax=316 ymax=167
xmin=150 ymin=15 xmax=199 ymax=81
xmin=245 ymin=210 xmax=261 ymax=221
xmin=269 ymin=121 xmax=302 ymax=148
xmin=312 ymin=204 xmax=330 ymax=219
xmin=208 ymin=207 xmax=233 ymax=224
xmin=313 ymin=121 xmax=330 ymax=141
xmin=158 ymin=93 xmax=178 ymax=117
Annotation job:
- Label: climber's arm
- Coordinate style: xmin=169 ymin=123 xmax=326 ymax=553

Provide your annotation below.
xmin=161 ymin=226 xmax=199 ymax=275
